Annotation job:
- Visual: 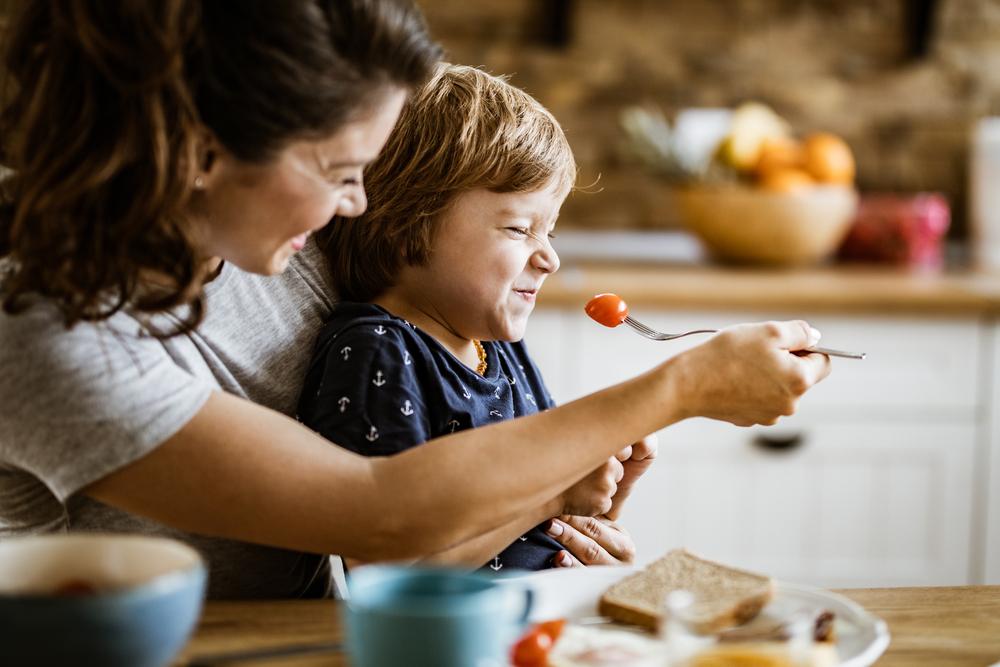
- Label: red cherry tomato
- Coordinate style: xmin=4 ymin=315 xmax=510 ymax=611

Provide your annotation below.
xmin=510 ymin=628 xmax=553 ymax=667
xmin=585 ymin=293 xmax=628 ymax=328
xmin=536 ymin=619 xmax=566 ymax=642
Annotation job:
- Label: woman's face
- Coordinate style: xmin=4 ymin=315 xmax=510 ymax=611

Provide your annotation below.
xmin=399 ymin=181 xmax=564 ymax=343
xmin=192 ymin=87 xmax=408 ymax=275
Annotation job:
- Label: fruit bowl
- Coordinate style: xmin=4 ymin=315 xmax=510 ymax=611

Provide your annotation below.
xmin=675 ymin=184 xmax=859 ymax=266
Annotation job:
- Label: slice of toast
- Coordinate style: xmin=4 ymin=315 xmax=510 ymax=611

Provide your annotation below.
xmin=598 ymin=549 xmax=775 ymax=633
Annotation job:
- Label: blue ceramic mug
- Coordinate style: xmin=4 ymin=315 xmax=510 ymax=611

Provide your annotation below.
xmin=344 ymin=565 xmax=533 ymax=667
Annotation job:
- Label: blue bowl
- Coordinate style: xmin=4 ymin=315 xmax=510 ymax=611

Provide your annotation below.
xmin=0 ymin=534 xmax=207 ymax=667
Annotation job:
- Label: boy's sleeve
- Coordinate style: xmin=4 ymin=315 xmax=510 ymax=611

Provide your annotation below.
xmin=299 ymin=324 xmax=433 ymax=457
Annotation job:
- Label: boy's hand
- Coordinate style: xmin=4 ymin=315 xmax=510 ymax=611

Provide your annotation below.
xmin=558 ymin=455 xmax=624 ymax=517
xmin=546 ymin=515 xmax=635 ymax=567
xmin=605 ymin=434 xmax=658 ymax=521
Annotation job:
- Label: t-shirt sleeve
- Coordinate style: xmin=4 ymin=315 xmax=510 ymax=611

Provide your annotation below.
xmin=298 ymin=324 xmax=433 ymax=457
xmin=0 ymin=305 xmax=214 ymax=502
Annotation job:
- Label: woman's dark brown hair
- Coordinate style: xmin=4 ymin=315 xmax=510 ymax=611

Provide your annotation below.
xmin=0 ymin=0 xmax=440 ymax=334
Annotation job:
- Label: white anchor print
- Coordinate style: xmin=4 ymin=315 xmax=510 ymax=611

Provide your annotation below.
xmin=518 ymin=535 xmax=528 ymax=542
xmin=507 ymin=374 xmax=516 ymax=386
xmin=403 ymin=350 xmax=412 ymax=366
xmin=519 ymin=364 xmax=525 ymax=371
xmin=401 ymin=400 xmax=414 ymax=416
xmin=374 ymin=325 xmax=386 ymax=335
xmin=340 ymin=346 xmax=351 ymax=361
xmin=489 ymin=556 xmax=503 ymax=572
xmin=447 ymin=419 xmax=460 ymax=433
xmin=372 ymin=371 xmax=386 ymax=387
xmin=461 ymin=385 xmax=471 ymax=400
xmin=489 ymin=409 xmax=503 ymax=418
xmin=365 ymin=426 xmax=379 ymax=442
xmin=526 ymin=393 xmax=536 ymax=405
xmin=494 ymin=386 xmax=502 ymax=400
xmin=337 ymin=396 xmax=350 ymax=413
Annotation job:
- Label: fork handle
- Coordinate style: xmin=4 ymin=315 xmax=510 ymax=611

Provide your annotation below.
xmin=807 ymin=346 xmax=866 ymax=360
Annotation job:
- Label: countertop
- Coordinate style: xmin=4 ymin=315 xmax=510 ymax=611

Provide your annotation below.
xmin=539 ymin=262 xmax=1000 ymax=315
xmin=536 ymin=230 xmax=1000 ymax=315
xmin=177 ymin=585 xmax=1000 ymax=666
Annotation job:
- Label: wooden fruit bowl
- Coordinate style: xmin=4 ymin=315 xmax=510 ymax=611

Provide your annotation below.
xmin=675 ymin=184 xmax=858 ymax=266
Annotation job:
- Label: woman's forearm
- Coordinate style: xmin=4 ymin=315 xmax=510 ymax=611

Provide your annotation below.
xmin=86 ymin=323 xmax=826 ymax=561
xmin=86 ymin=361 xmax=682 ymax=562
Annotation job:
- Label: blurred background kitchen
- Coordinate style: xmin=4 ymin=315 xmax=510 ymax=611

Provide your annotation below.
xmin=421 ymin=0 xmax=1000 ymax=589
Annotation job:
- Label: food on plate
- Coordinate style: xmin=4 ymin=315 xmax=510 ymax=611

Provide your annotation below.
xmin=511 ymin=620 xmax=567 ymax=667
xmin=599 ymin=549 xmax=774 ymax=633
xmin=546 ymin=623 xmax=664 ymax=667
xmin=688 ymin=641 xmax=839 ymax=667
xmin=718 ymin=609 xmax=836 ymax=644
xmin=584 ymin=293 xmax=629 ymax=328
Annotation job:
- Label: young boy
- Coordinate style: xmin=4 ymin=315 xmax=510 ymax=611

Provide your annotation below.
xmin=298 ymin=64 xmax=627 ymax=571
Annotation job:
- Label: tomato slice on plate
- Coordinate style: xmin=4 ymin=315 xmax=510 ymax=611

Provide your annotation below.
xmin=510 ymin=619 xmax=566 ymax=667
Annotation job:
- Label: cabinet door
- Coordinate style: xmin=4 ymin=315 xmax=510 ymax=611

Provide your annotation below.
xmin=617 ymin=417 xmax=975 ymax=589
xmin=985 ymin=322 xmax=1000 ymax=584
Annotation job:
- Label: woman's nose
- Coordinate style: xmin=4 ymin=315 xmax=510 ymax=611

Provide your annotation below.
xmin=337 ymin=186 xmax=368 ymax=218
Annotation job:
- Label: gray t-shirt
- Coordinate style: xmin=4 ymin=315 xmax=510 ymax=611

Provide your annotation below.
xmin=0 ymin=241 xmax=336 ymax=599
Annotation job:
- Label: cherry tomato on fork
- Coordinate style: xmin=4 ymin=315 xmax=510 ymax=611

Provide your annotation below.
xmin=584 ymin=293 xmax=628 ymax=328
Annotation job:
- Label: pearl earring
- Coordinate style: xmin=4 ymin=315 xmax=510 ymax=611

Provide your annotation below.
xmin=193 ymin=175 xmax=205 ymax=189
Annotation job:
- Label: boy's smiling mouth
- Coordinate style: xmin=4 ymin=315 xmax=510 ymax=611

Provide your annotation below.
xmin=513 ymin=286 xmax=539 ymax=302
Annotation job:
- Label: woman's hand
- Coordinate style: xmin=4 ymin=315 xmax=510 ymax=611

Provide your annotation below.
xmin=670 ymin=320 xmax=831 ymax=427
xmin=558 ymin=455 xmax=624 ymax=517
xmin=606 ymin=434 xmax=657 ymax=521
xmin=546 ymin=515 xmax=635 ymax=567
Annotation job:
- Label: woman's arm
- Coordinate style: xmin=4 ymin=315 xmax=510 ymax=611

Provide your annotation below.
xmin=86 ymin=320 xmax=830 ymax=561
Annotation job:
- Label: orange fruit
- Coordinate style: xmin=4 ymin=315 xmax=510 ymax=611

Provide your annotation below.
xmin=759 ymin=168 xmax=815 ymax=192
xmin=803 ymin=132 xmax=855 ymax=184
xmin=754 ymin=137 xmax=804 ymax=178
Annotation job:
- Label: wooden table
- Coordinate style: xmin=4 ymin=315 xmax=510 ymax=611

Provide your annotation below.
xmin=178 ymin=586 xmax=1000 ymax=666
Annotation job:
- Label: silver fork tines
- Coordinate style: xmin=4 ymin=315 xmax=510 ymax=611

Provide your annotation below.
xmin=622 ymin=316 xmax=866 ymax=360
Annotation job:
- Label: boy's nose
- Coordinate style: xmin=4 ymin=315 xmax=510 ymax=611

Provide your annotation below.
xmin=534 ymin=241 xmax=560 ymax=274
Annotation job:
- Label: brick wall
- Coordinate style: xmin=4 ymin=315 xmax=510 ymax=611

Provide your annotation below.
xmin=420 ymin=0 xmax=1000 ymax=235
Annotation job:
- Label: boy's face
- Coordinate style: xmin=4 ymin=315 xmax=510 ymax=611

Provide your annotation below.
xmin=405 ymin=180 xmax=564 ymax=342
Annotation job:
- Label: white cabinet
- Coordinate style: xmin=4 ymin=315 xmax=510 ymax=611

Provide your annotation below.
xmin=985 ymin=324 xmax=1000 ymax=584
xmin=526 ymin=308 xmax=988 ymax=588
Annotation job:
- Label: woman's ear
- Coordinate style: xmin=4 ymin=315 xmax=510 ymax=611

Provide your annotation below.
xmin=192 ymin=130 xmax=224 ymax=190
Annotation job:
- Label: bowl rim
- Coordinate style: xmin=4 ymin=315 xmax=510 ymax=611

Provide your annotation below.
xmin=0 ymin=533 xmax=207 ymax=603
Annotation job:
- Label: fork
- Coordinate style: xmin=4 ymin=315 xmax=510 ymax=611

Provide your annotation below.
xmin=623 ymin=315 xmax=866 ymax=359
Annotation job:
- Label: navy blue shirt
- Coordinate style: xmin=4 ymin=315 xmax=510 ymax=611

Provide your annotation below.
xmin=297 ymin=302 xmax=563 ymax=572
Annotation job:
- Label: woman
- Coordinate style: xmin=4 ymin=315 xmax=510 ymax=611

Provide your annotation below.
xmin=0 ymin=0 xmax=830 ymax=598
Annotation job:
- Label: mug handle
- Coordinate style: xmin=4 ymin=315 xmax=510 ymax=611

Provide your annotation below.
xmin=513 ymin=586 xmax=534 ymax=625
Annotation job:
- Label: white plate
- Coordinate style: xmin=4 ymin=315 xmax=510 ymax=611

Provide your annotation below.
xmin=501 ymin=566 xmax=890 ymax=667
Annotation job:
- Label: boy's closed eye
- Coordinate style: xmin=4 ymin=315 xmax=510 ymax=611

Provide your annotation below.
xmin=504 ymin=226 xmax=558 ymax=242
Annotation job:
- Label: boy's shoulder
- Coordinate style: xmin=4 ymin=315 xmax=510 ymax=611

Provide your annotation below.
xmin=315 ymin=302 xmax=424 ymax=350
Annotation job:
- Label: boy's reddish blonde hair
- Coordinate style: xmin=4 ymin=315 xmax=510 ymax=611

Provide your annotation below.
xmin=320 ymin=63 xmax=576 ymax=302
